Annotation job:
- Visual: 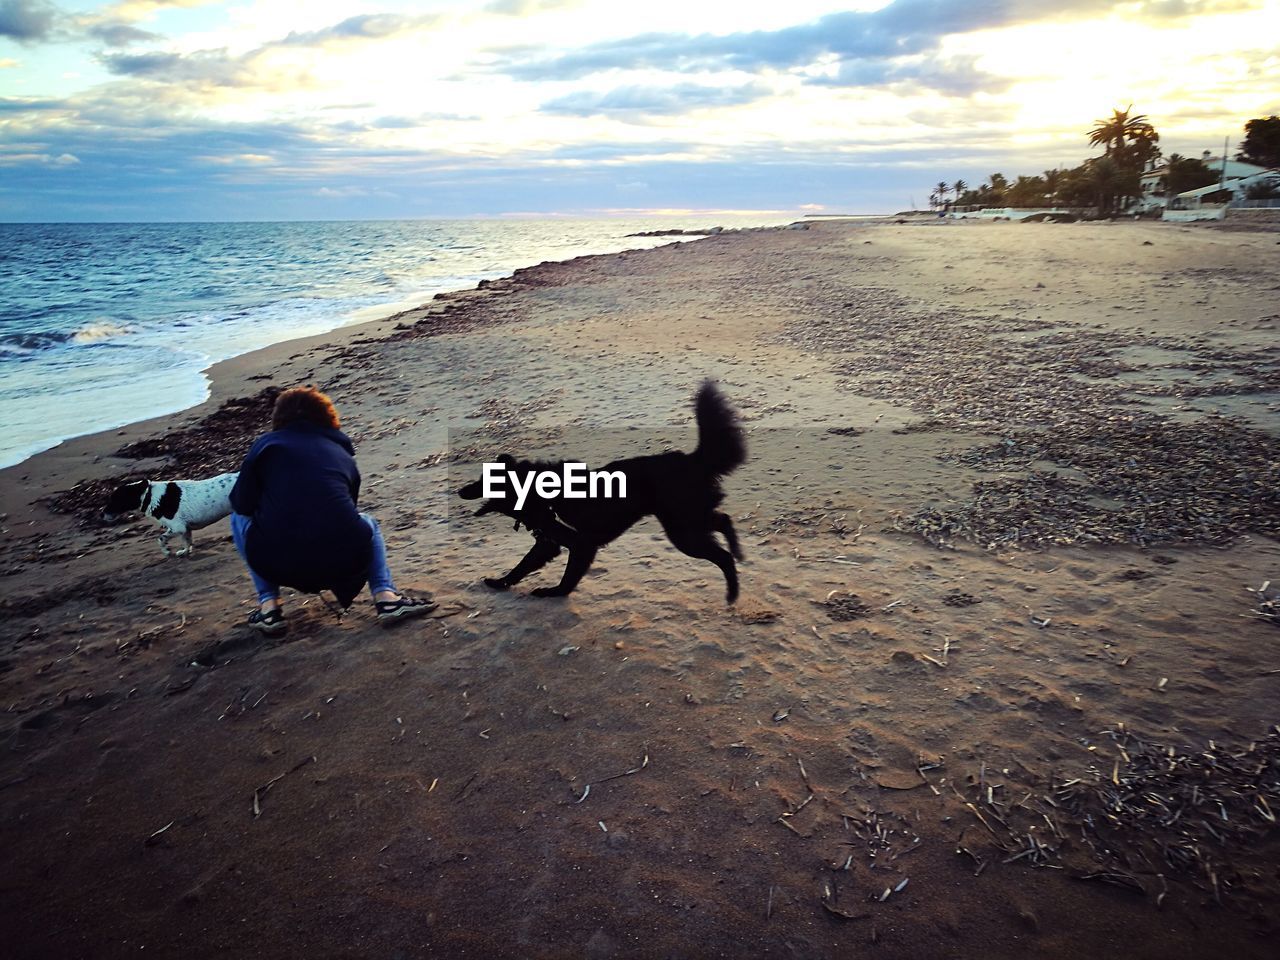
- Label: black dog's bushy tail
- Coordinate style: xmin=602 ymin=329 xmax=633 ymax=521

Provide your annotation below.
xmin=693 ymin=380 xmax=745 ymax=477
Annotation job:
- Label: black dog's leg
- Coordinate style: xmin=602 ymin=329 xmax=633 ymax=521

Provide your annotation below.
xmin=531 ymin=545 xmax=598 ymax=598
xmin=485 ymin=536 xmax=561 ymax=591
xmin=667 ymin=531 xmax=740 ymax=604
xmin=712 ymin=511 xmax=743 ymax=560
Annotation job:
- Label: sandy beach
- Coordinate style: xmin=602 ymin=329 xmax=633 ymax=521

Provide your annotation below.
xmin=2 ymin=217 xmax=1278 ymax=959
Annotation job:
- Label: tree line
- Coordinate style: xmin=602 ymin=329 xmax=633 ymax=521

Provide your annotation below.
xmin=927 ymin=113 xmax=1280 ymax=217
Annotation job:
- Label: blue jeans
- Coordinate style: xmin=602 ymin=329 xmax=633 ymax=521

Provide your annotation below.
xmin=230 ymin=513 xmax=395 ymax=604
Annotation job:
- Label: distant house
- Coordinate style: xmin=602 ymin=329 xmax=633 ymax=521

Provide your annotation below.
xmin=1171 ymin=168 xmax=1280 ymax=209
xmin=1137 ymin=160 xmax=1170 ymax=211
xmin=1137 ymin=151 xmax=1269 ymax=212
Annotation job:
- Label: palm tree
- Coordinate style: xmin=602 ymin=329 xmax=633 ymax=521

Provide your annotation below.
xmin=935 ymin=181 xmax=949 ymax=207
xmin=1088 ymin=156 xmax=1127 ymax=216
xmin=1003 ymin=175 xmax=1042 ymax=207
xmin=1089 ymin=106 xmax=1159 ymax=169
xmin=952 ymin=179 xmax=967 ymax=204
xmin=987 ymin=173 xmax=1008 ymax=204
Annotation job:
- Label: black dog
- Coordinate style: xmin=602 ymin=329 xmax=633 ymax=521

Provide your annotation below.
xmin=458 ymin=381 xmax=746 ymax=602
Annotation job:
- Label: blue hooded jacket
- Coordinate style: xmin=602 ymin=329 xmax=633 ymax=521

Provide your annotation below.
xmin=230 ymin=421 xmax=373 ymax=607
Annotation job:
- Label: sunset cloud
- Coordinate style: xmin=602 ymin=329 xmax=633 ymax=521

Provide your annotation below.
xmin=276 ymin=12 xmax=441 ymax=49
xmin=105 ymin=0 xmax=220 ymax=19
xmin=85 ymin=21 xmax=161 ymax=46
xmin=541 ymin=82 xmax=775 ymax=119
xmin=1 ymin=0 xmax=1277 ymax=220
xmin=493 ymin=2 xmax=1122 ymax=80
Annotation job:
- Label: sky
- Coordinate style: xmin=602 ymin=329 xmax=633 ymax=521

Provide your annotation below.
xmin=1 ymin=0 xmax=1277 ymax=221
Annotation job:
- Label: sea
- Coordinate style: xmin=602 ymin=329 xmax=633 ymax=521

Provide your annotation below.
xmin=0 ymin=216 xmax=794 ymax=469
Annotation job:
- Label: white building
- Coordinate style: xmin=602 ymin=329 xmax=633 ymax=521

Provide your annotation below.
xmin=1137 ymin=151 xmax=1269 ymax=212
xmin=1171 ymin=168 xmax=1280 ymax=208
xmin=1160 ymin=168 xmax=1280 ymax=221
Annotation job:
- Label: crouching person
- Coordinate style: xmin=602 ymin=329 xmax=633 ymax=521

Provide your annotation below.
xmin=229 ymin=386 xmax=435 ymax=635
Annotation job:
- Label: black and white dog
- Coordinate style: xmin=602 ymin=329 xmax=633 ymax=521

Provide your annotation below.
xmin=102 ymin=472 xmax=238 ymax=557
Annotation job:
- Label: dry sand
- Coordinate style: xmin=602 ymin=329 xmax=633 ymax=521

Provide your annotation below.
xmin=1 ymin=218 xmax=1278 ymax=959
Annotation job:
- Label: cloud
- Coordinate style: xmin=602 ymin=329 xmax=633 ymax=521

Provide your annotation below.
xmin=94 ymin=12 xmax=444 ymax=91
xmin=371 ymin=112 xmax=481 ymax=127
xmin=85 ymin=21 xmax=161 ymax=47
xmin=2 ymin=1 xmax=224 ymax=50
xmin=369 ymin=115 xmax=425 ymax=129
xmin=812 ymin=54 xmax=1013 ymax=97
xmin=0 ymin=0 xmax=57 ymax=43
xmin=541 ymin=81 xmax=774 ymax=118
xmin=99 ymin=49 xmax=259 ymax=87
xmin=0 ymin=150 xmax=78 ymax=166
xmin=314 ymin=184 xmax=395 ymax=199
xmin=543 ymin=140 xmax=707 ymax=163
xmin=485 ymin=0 xmax=580 ymax=14
xmin=196 ymin=152 xmax=276 ymax=165
xmin=1135 ymin=0 xmax=1263 ymax=18
xmin=0 ymin=122 xmax=925 ymax=219
xmin=0 ymin=95 xmax=63 ymax=111
xmin=0 ymin=89 xmax=1198 ymax=221
xmin=277 ymin=13 xmax=441 ymax=48
xmin=321 ymin=112 xmax=483 ymax=135
xmin=104 ymin=0 xmax=218 ymax=19
xmin=496 ymin=2 xmax=1120 ymax=80
xmin=3 ymin=0 xmax=1273 ymax=221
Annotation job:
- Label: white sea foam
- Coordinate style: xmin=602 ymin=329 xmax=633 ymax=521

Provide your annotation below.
xmin=70 ymin=321 xmax=131 ymax=344
xmin=0 ymin=359 xmax=210 ymax=469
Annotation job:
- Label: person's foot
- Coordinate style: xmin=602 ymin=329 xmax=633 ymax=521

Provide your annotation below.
xmin=375 ymin=595 xmax=437 ymax=624
xmin=246 ymin=607 xmax=287 ymax=636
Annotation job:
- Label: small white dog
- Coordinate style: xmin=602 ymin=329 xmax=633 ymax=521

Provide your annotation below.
xmin=102 ymin=472 xmax=238 ymax=556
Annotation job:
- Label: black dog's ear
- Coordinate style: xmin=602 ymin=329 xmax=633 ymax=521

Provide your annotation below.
xmin=103 ymin=479 xmax=149 ymax=516
xmin=459 ymin=455 xmax=515 ymax=501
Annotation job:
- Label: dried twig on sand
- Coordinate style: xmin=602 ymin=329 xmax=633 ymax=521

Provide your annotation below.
xmin=144 ymin=821 xmax=174 ymax=846
xmin=252 ymin=755 xmax=316 ymax=818
xmin=956 ymin=725 xmax=1280 ymax=906
xmin=570 ymin=750 xmax=650 ymax=803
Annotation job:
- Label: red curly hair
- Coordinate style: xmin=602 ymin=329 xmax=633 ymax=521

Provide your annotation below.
xmin=271 ymin=386 xmax=341 ymax=431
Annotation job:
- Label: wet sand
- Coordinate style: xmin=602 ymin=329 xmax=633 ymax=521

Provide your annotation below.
xmin=2 ymin=218 xmax=1279 ymax=959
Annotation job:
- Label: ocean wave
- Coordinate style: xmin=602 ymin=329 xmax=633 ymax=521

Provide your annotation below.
xmin=0 ymin=322 xmax=131 ymax=353
xmin=70 ymin=321 xmax=131 ymax=344
xmin=0 ymin=331 xmax=68 ymax=352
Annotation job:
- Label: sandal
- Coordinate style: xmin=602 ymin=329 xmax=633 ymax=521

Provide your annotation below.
xmin=247 ymin=607 xmax=287 ymax=636
xmin=375 ymin=595 xmax=437 ymax=624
